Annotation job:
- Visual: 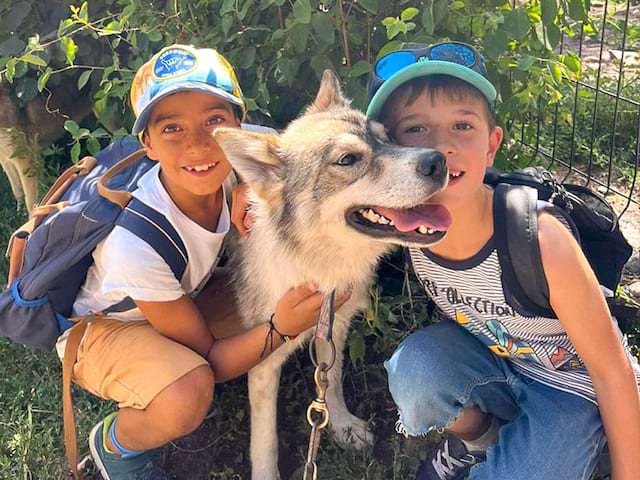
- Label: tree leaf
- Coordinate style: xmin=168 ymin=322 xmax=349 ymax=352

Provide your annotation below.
xmin=14 ymin=61 xmax=28 ymax=79
xmin=547 ymin=62 xmax=562 ymax=86
xmin=568 ymin=0 xmax=587 ymax=21
xmin=400 ymin=7 xmax=419 ymax=21
xmin=517 ymin=54 xmax=536 ymax=71
xmin=60 ymin=37 xmax=78 ymax=65
xmin=422 ymin=0 xmax=435 ymax=35
xmin=78 ymin=69 xmax=92 ymax=90
xmin=58 ymin=18 xmax=75 ymax=36
xmin=484 ymin=27 xmax=508 ymax=58
xmin=311 ymin=13 xmax=335 ymax=46
xmin=101 ymin=20 xmax=122 ymax=35
xmin=0 ymin=37 xmax=26 ymax=56
xmin=0 ymin=2 xmax=32 ymax=33
xmin=5 ymin=59 xmax=16 ymax=83
xmin=387 ymin=22 xmax=401 ymax=39
xmin=146 ymin=30 xmax=163 ymax=42
xmin=20 ymin=54 xmax=47 ymax=67
xmin=237 ymin=46 xmax=256 ymax=69
xmin=381 ymin=17 xmax=396 ymax=27
xmin=37 ymin=67 xmax=52 ymax=92
xmin=64 ymin=120 xmax=80 ymax=136
xmin=87 ymin=137 xmax=101 ymax=156
xmin=92 ymin=128 xmax=110 ymax=138
xmin=562 ymin=52 xmax=581 ymax=75
xmin=350 ymin=60 xmax=371 ymax=77
xmin=290 ymin=23 xmax=310 ymax=54
xmin=376 ymin=40 xmax=403 ymax=60
xmin=536 ymin=22 xmax=561 ymax=50
xmin=79 ymin=1 xmax=89 ymax=23
xmin=293 ymin=0 xmax=312 ymax=24
xmin=221 ymin=0 xmax=236 ymax=16
xmin=504 ymin=7 xmax=530 ymax=42
xmin=541 ymin=0 xmax=557 ymax=27
xmin=433 ymin=0 xmax=449 ymax=26
xmin=359 ymin=0 xmax=378 ymax=15
xmin=221 ymin=15 xmax=233 ymax=36
xmin=70 ymin=142 xmax=81 ymax=163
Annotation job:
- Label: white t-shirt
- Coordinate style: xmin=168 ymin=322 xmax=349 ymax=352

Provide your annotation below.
xmin=56 ymin=163 xmax=232 ymax=357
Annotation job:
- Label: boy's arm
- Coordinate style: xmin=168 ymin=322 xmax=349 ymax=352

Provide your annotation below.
xmin=136 ymin=296 xmax=214 ymax=358
xmin=136 ymin=284 xmax=346 ymax=383
xmin=538 ymin=213 xmax=640 ymax=480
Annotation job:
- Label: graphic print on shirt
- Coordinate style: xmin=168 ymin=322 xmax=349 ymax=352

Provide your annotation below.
xmin=455 ymin=310 xmax=540 ymax=363
xmin=548 ymin=345 xmax=582 ymax=371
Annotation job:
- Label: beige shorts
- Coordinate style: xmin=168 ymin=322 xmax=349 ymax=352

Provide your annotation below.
xmin=72 ymin=318 xmax=208 ymax=409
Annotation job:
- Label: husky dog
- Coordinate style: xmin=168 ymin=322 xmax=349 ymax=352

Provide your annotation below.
xmin=214 ymin=70 xmax=451 ymax=480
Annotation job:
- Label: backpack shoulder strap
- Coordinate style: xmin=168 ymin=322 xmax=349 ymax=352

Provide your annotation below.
xmin=103 ymin=198 xmax=189 ymax=314
xmin=116 ymin=197 xmax=188 ymax=280
xmin=493 ymin=183 xmax=556 ymax=318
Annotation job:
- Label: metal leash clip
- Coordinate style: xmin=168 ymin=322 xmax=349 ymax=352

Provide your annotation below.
xmin=303 ymin=290 xmax=336 ymax=480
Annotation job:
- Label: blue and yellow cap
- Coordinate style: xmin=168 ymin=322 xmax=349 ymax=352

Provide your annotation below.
xmin=130 ymin=45 xmax=246 ymax=135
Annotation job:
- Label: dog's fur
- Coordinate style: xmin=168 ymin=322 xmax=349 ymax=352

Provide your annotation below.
xmin=0 ymin=83 xmax=93 ymax=212
xmin=214 ymin=70 xmax=448 ymax=479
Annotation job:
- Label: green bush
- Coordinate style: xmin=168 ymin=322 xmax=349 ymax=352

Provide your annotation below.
xmin=1 ymin=0 xmax=591 ymax=164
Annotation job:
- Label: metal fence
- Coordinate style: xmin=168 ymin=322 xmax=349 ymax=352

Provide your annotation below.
xmin=515 ymin=0 xmax=640 ymax=216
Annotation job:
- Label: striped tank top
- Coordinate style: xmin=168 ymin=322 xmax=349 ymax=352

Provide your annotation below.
xmin=409 ymin=241 xmax=640 ymax=405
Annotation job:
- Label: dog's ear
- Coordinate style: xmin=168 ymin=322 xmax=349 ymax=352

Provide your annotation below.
xmin=306 ymin=70 xmax=350 ymax=114
xmin=214 ymin=128 xmax=283 ymax=200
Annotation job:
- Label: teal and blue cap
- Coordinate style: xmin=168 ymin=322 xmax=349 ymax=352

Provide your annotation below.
xmin=130 ymin=44 xmax=246 ymax=135
xmin=366 ymin=41 xmax=497 ymax=121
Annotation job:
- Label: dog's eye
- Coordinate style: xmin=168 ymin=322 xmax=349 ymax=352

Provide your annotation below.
xmin=335 ymin=153 xmax=360 ymax=166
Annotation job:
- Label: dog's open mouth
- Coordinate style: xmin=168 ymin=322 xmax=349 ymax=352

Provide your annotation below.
xmin=346 ymin=204 xmax=452 ymax=246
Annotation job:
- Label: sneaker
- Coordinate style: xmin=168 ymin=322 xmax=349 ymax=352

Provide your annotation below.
xmin=88 ymin=415 xmax=171 ymax=480
xmin=416 ymin=434 xmax=486 ymax=480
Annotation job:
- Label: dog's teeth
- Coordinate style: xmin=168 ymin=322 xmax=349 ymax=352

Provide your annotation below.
xmin=389 ymin=220 xmax=395 ymax=226
xmin=418 ymin=225 xmax=428 ymax=234
xmin=427 ymin=228 xmax=436 ymax=235
xmin=378 ymin=216 xmax=390 ymax=225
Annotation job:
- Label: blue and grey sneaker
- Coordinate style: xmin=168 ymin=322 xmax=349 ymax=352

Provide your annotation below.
xmin=88 ymin=414 xmax=170 ymax=480
xmin=416 ymin=434 xmax=486 ymax=480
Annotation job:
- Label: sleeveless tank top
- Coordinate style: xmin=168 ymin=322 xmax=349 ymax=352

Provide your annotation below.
xmin=409 ymin=241 xmax=640 ymax=405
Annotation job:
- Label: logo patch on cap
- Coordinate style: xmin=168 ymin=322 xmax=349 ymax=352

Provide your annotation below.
xmin=153 ymin=47 xmax=197 ymax=80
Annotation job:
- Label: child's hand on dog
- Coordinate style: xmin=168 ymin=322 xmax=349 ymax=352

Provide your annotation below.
xmin=273 ymin=284 xmax=352 ymax=336
xmin=231 ymin=183 xmax=254 ymax=239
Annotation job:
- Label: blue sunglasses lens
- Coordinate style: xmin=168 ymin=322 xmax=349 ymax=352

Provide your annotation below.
xmin=429 ymin=43 xmax=476 ymax=67
xmin=375 ymin=51 xmax=416 ymax=80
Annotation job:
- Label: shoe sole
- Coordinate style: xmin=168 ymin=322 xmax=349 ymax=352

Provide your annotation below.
xmin=88 ymin=421 xmax=111 ymax=480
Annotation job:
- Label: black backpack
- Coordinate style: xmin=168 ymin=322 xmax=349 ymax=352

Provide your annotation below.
xmin=485 ymin=166 xmax=634 ymax=320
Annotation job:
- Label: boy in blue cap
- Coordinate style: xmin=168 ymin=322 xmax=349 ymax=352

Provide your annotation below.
xmin=367 ymin=42 xmax=640 ymax=479
xmin=59 ymin=45 xmax=344 ymax=480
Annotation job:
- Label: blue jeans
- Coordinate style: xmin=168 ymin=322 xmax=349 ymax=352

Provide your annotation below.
xmin=385 ymin=321 xmax=607 ymax=480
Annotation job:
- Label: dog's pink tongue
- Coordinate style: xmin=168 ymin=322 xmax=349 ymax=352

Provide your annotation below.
xmin=374 ymin=205 xmax=452 ymax=232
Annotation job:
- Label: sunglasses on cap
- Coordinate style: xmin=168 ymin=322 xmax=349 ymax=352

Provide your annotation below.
xmin=368 ymin=41 xmax=491 ymax=100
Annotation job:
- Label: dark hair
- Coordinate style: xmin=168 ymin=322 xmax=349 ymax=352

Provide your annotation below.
xmin=382 ymin=74 xmax=496 ymax=129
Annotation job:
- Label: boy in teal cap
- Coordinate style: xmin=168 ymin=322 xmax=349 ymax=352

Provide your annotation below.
xmin=367 ymin=42 xmax=640 ymax=479
xmin=60 ymin=45 xmax=339 ymax=479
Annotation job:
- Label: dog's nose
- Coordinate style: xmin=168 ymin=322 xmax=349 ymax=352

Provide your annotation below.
xmin=417 ymin=151 xmax=447 ymax=180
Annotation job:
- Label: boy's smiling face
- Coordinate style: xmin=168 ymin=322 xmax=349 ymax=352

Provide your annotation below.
xmin=143 ymin=91 xmax=240 ymax=200
xmin=383 ymin=86 xmax=503 ymax=210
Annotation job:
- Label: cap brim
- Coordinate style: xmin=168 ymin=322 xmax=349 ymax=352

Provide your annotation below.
xmin=132 ymin=81 xmax=245 ymax=135
xmin=366 ymin=61 xmax=497 ymax=121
